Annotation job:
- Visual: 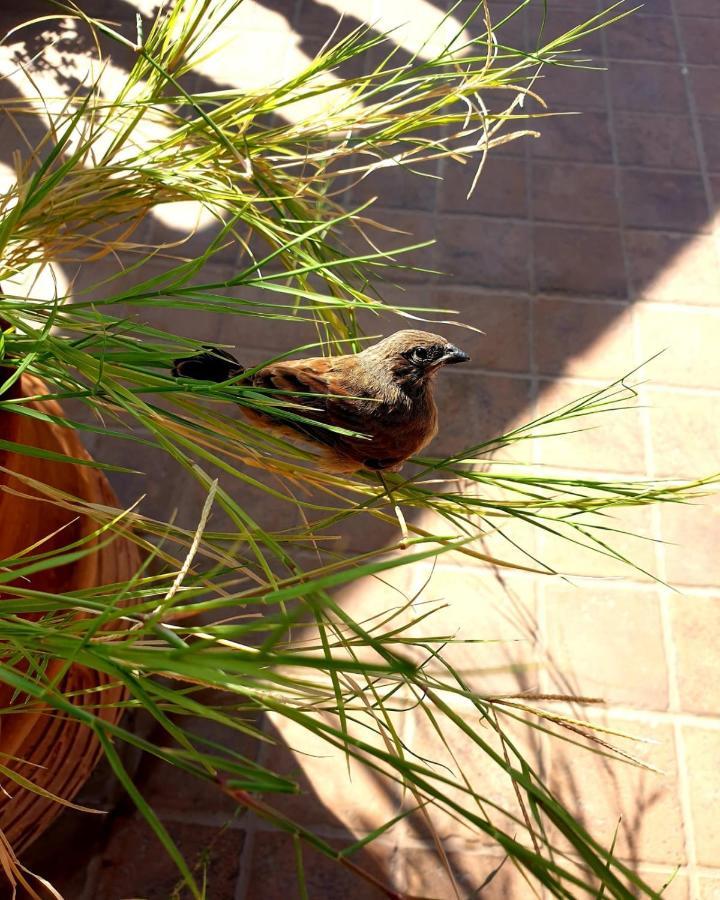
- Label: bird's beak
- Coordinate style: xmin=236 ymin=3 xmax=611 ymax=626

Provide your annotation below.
xmin=436 ymin=344 xmax=470 ymax=366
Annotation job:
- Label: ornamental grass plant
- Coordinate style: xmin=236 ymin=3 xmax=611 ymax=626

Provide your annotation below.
xmin=0 ymin=2 xmax=713 ymax=897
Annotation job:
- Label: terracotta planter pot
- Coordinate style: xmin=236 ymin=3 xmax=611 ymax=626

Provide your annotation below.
xmin=0 ymin=372 xmax=140 ymax=854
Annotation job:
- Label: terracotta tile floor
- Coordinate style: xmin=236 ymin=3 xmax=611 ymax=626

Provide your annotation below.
xmin=5 ymin=0 xmax=720 ymax=897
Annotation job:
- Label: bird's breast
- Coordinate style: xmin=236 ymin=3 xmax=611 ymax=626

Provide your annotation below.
xmin=361 ymin=390 xmax=438 ymax=453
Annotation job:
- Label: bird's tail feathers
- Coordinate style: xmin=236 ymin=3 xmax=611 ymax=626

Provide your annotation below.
xmin=172 ymin=346 xmax=244 ymax=383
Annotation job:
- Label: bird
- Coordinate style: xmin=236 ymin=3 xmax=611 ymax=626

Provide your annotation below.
xmin=172 ymin=329 xmax=470 ymax=474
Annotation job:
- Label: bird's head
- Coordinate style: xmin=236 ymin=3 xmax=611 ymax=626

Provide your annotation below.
xmin=361 ymin=329 xmax=470 ymax=394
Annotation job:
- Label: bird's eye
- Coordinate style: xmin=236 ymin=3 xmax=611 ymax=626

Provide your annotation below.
xmin=412 ymin=347 xmax=428 ymax=361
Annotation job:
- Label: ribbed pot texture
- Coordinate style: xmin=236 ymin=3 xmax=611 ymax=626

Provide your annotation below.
xmin=0 ymin=372 xmax=139 ymax=853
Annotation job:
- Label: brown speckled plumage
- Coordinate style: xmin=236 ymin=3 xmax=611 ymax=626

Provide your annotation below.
xmin=172 ymin=330 xmax=469 ymax=473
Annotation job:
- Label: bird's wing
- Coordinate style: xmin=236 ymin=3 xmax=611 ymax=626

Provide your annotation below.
xmin=251 ymin=357 xmax=342 ymax=402
xmin=250 ymin=357 xmax=372 ymax=447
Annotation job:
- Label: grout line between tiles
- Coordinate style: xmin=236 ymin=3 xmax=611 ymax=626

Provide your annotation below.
xmin=289 ymin=0 xmax=303 ymax=32
xmin=598 ymin=12 xmax=635 ymax=344
xmin=233 ymin=814 xmax=257 ymax=900
xmin=673 ymin=721 xmax=701 ymax=899
xmin=431 ymin=208 xmax=714 ymax=236
xmin=529 ymin=158 xmax=711 ymax=177
xmin=599 ymin=54 xmax=717 ymax=68
xmin=670 ymin=14 xmax=720 ymax=274
xmin=232 ymin=711 xmax=275 ymax=900
xmin=430 ymin=283 xmax=720 ymax=312
xmin=664 ymin=5 xmax=715 ymax=894
xmin=520 ymin=19 xmax=556 ymax=892
xmin=668 ymin=0 xmax=720 ymax=267
xmin=152 ymin=810 xmax=247 ymax=830
xmin=79 ymin=855 xmax=102 ymax=900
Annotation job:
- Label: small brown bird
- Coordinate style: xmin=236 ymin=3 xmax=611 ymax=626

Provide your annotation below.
xmin=172 ymin=330 xmax=469 ymax=474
